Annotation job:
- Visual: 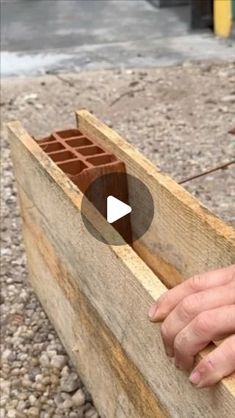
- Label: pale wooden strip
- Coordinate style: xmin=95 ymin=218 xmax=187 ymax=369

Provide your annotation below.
xmin=76 ymin=110 xmax=235 ymax=285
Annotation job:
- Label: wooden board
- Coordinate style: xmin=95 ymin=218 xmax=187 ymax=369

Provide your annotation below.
xmin=7 ymin=119 xmax=235 ymax=418
xmin=76 ymin=110 xmax=235 ymax=287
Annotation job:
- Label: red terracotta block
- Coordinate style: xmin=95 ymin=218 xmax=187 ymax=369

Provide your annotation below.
xmin=36 ymin=128 xmax=132 ymax=243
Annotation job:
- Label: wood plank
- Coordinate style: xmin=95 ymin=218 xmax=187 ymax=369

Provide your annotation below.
xmin=76 ymin=110 xmax=235 ymax=287
xmin=7 ymin=121 xmax=235 ymax=418
xmin=20 ymin=190 xmax=165 ymax=418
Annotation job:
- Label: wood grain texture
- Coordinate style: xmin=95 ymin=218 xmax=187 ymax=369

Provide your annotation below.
xmin=7 ymin=120 xmax=235 ymax=418
xmin=76 ymin=110 xmax=235 ymax=287
xmin=20 ymin=190 xmax=165 ymax=418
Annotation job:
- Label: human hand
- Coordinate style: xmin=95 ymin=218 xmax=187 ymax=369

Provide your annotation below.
xmin=148 ymin=265 xmax=235 ymax=388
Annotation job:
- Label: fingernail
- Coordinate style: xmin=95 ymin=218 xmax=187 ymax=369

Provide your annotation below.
xmin=148 ymin=304 xmax=158 ymax=320
xmin=189 ymin=370 xmax=201 ymax=385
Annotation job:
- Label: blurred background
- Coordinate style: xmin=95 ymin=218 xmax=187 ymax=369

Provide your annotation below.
xmin=1 ymin=0 xmax=235 ymax=77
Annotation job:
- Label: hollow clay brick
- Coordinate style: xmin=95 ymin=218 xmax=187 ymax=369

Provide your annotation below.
xmin=36 ymin=128 xmax=132 ymax=243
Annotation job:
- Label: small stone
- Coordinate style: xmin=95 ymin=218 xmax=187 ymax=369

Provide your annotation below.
xmin=15 ymin=413 xmax=26 ymax=418
xmin=46 ymin=350 xmax=57 ymax=359
xmin=18 ymin=393 xmax=28 ymax=401
xmin=69 ymin=411 xmax=84 ymax=418
xmin=28 ymin=407 xmax=39 ymax=417
xmin=60 ymin=373 xmax=81 ymax=392
xmin=7 ymin=411 xmax=16 ymax=418
xmin=17 ymin=400 xmax=26 ymax=411
xmin=0 ymin=409 xmax=6 ymax=418
xmin=0 ymin=398 xmax=6 ymax=407
xmin=61 ymin=366 xmax=69 ymax=376
xmin=35 ymin=374 xmax=43 ymax=382
xmin=41 ymin=376 xmax=50 ymax=386
xmin=54 ymin=394 xmax=63 ymax=406
xmin=62 ymin=399 xmax=73 ymax=409
xmin=85 ymin=408 xmax=99 ymax=418
xmin=40 ymin=413 xmax=50 ymax=418
xmin=29 ymin=367 xmax=41 ymax=382
xmin=35 ymin=383 xmax=44 ymax=392
xmin=8 ymin=352 xmax=16 ymax=362
xmin=22 ymin=378 xmax=31 ymax=388
xmin=50 ymin=355 xmax=67 ymax=369
xmin=29 ymin=395 xmax=36 ymax=406
xmin=34 ymin=103 xmax=43 ymax=110
xmin=2 ymin=349 xmax=11 ymax=361
xmin=71 ymin=389 xmax=86 ymax=407
xmin=50 ymin=375 xmax=59 ymax=385
xmin=1 ymin=380 xmax=10 ymax=394
xmin=221 ymin=94 xmax=235 ymax=103
xmin=31 ymin=358 xmax=39 ymax=367
xmin=39 ymin=353 xmax=50 ymax=367
xmin=22 ymin=93 xmax=38 ymax=102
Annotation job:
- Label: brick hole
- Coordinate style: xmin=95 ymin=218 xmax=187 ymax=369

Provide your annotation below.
xmin=55 ymin=129 xmax=84 ymax=139
xmin=76 ymin=145 xmax=104 ymax=156
xmin=37 ymin=134 xmax=57 ymax=144
xmin=58 ymin=160 xmax=88 ymax=176
xmin=48 ymin=150 xmax=76 ymax=163
xmin=87 ymin=154 xmax=116 ymax=166
xmin=41 ymin=142 xmax=65 ymax=153
xmin=66 ymin=137 xmax=92 ymax=147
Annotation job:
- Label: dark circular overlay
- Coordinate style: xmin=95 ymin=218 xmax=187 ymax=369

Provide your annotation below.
xmin=81 ymin=172 xmax=154 ymax=246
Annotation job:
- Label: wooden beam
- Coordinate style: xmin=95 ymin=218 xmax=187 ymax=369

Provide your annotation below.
xmin=76 ymin=110 xmax=235 ymax=287
xmin=7 ymin=118 xmax=235 ymax=418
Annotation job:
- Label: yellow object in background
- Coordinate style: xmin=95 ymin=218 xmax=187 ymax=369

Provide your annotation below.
xmin=214 ymin=0 xmax=232 ymax=37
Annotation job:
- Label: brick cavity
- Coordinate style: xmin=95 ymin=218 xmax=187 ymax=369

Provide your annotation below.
xmin=35 ymin=128 xmax=132 ymax=243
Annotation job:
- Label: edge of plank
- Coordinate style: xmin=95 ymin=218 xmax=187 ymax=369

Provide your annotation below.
xmin=76 ymin=109 xmax=235 ymax=246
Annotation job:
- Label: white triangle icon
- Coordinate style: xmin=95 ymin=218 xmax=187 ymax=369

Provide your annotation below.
xmin=107 ymin=195 xmax=132 ymax=224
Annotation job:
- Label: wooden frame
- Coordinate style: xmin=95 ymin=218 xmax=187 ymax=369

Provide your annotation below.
xmin=7 ymin=110 xmax=235 ymax=417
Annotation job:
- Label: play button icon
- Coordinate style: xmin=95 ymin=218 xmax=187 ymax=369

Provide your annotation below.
xmin=107 ymin=196 xmax=132 ymax=224
xmin=81 ymin=172 xmax=154 ymax=246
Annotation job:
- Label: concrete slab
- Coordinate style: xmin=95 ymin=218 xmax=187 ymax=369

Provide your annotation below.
xmin=1 ymin=0 xmax=189 ymax=51
xmin=1 ymin=0 xmax=234 ymax=77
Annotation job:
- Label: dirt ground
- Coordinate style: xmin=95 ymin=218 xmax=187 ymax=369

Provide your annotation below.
xmin=2 ymin=61 xmax=235 ymax=222
xmin=1 ymin=61 xmax=235 ymax=417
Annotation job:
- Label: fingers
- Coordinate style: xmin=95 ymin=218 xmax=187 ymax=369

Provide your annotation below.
xmin=149 ymin=264 xmax=235 ymax=322
xmin=189 ymin=334 xmax=235 ymax=388
xmin=173 ymin=305 xmax=235 ymax=370
xmin=160 ymin=282 xmax=235 ymax=357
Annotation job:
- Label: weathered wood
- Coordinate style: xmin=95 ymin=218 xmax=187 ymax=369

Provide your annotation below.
xmin=76 ymin=110 xmax=235 ymax=287
xmin=20 ymin=189 xmax=165 ymax=418
xmin=7 ymin=119 xmax=235 ymax=418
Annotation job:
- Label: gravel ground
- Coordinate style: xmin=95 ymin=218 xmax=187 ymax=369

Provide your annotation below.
xmin=1 ymin=62 xmax=235 ymax=418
